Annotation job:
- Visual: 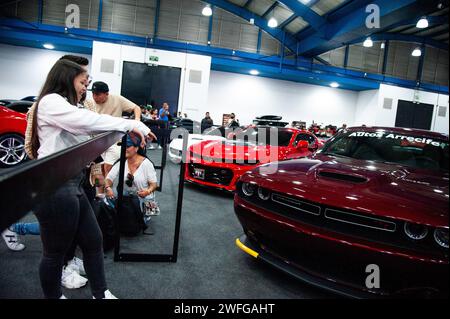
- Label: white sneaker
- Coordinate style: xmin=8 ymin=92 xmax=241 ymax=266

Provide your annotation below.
xmin=67 ymin=257 xmax=86 ymax=276
xmin=93 ymin=289 xmax=118 ymax=299
xmin=61 ymin=266 xmax=88 ymax=289
xmin=1 ymin=228 xmax=25 ymax=251
xmin=157 ymin=145 xmax=162 ymax=150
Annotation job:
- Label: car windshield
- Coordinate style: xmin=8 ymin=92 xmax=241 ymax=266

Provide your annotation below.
xmin=322 ymin=130 xmax=449 ymax=171
xmin=229 ymin=128 xmax=293 ymax=147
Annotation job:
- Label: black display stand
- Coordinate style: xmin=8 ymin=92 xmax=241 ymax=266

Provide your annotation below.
xmin=113 ymin=129 xmax=188 ymax=263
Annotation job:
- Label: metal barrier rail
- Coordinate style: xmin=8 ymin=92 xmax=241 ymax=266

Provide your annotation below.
xmin=0 ymin=131 xmax=123 ymax=231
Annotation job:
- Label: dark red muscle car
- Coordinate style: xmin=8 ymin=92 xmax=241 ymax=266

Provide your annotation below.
xmin=234 ymin=126 xmax=449 ymax=298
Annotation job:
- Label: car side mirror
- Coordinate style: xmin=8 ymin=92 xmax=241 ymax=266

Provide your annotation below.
xmin=297 ymin=140 xmax=309 ymax=149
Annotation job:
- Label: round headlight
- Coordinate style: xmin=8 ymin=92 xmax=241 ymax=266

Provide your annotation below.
xmin=242 ymin=182 xmax=256 ymax=197
xmin=434 ymin=228 xmax=449 ymax=249
xmin=258 ymin=187 xmax=271 ymax=201
xmin=404 ymin=222 xmax=428 ymax=240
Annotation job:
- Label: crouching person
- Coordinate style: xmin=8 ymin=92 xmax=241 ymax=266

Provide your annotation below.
xmin=105 ymin=133 xmax=158 ymax=234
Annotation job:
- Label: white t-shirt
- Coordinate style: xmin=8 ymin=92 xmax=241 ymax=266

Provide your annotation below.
xmin=107 ymin=158 xmax=157 ymax=200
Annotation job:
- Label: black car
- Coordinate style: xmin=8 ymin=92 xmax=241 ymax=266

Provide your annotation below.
xmin=21 ymin=96 xmax=37 ymax=102
xmin=253 ymin=115 xmax=288 ymax=127
xmin=169 ymin=118 xmax=201 ymax=134
xmin=0 ymin=100 xmax=33 ymax=114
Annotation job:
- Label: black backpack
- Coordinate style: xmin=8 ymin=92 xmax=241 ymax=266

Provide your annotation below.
xmin=118 ymin=195 xmax=146 ymax=236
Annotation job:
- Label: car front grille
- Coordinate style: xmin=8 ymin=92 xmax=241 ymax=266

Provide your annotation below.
xmin=188 ymin=164 xmax=233 ymax=186
xmin=271 ymin=193 xmax=321 ymax=216
xmin=236 ymin=182 xmax=446 ymax=257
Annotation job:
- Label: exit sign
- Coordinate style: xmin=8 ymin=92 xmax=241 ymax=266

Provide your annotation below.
xmin=148 ymin=56 xmax=159 ymax=65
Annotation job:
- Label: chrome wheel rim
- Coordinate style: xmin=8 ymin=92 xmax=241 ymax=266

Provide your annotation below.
xmin=0 ymin=136 xmax=26 ymax=166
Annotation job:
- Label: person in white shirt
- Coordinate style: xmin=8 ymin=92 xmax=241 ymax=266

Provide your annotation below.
xmin=104 ymin=133 xmax=158 ymax=202
xmin=30 ymin=59 xmax=155 ymax=299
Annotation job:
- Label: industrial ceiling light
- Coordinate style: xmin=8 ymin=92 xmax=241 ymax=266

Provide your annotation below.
xmin=416 ymin=17 xmax=429 ymax=29
xmin=330 ymin=82 xmax=339 ymax=88
xmin=363 ymin=37 xmax=373 ymax=47
xmin=268 ymin=17 xmax=278 ymax=28
xmin=380 ymin=42 xmax=385 ymax=49
xmin=412 ymin=47 xmax=422 ymax=57
xmin=43 ymin=43 xmax=55 ymax=50
xmin=202 ymin=5 xmax=212 ymax=17
xmin=250 ymin=70 xmax=259 ymax=76
xmin=299 ymin=0 xmax=311 ymax=4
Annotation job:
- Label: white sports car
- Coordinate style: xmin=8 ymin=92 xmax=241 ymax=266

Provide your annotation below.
xmin=168 ymin=133 xmax=225 ymax=164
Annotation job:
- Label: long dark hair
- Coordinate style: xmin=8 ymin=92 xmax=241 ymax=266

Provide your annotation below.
xmin=31 ymin=59 xmax=86 ymax=158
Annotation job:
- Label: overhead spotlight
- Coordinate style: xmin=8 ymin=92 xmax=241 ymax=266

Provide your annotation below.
xmin=249 ymin=18 xmax=255 ymax=25
xmin=268 ymin=17 xmax=278 ymax=28
xmin=363 ymin=37 xmax=373 ymax=47
xmin=202 ymin=5 xmax=212 ymax=17
xmin=380 ymin=42 xmax=385 ymax=49
xmin=416 ymin=17 xmax=429 ymax=29
xmin=43 ymin=43 xmax=55 ymax=50
xmin=412 ymin=47 xmax=422 ymax=57
xmin=330 ymin=82 xmax=339 ymax=88
xmin=250 ymin=70 xmax=259 ymax=76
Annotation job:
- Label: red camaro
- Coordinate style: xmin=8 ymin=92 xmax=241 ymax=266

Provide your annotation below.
xmin=185 ymin=127 xmax=322 ymax=192
xmin=0 ymin=105 xmax=27 ymax=167
xmin=234 ymin=127 xmax=449 ymax=298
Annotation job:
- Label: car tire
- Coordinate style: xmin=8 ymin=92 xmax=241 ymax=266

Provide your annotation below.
xmin=0 ymin=133 xmax=27 ymax=168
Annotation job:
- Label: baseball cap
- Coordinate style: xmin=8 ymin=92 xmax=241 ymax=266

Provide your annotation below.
xmin=127 ymin=133 xmax=142 ymax=148
xmin=90 ymin=81 xmax=109 ymax=93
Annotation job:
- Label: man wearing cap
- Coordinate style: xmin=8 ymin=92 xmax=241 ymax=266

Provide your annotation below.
xmin=90 ymin=81 xmax=143 ymax=177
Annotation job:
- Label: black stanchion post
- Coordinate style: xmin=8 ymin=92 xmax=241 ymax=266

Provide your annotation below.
xmin=157 ymin=121 xmax=168 ymax=192
xmin=172 ymin=129 xmax=188 ymax=262
xmin=114 ymin=134 xmax=128 ymax=262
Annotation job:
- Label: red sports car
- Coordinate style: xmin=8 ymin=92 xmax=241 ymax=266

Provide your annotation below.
xmin=185 ymin=127 xmax=322 ymax=192
xmin=0 ymin=105 xmax=28 ymax=167
xmin=234 ymin=127 xmax=449 ymax=298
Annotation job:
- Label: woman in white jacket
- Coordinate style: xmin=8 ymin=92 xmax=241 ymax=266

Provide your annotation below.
xmin=30 ymin=59 xmax=153 ymax=299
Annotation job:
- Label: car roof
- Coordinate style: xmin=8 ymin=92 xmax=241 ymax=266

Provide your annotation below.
xmin=346 ymin=126 xmax=448 ymax=140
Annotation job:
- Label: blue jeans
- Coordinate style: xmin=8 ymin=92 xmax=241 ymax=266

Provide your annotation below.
xmin=11 ymin=222 xmax=40 ymax=235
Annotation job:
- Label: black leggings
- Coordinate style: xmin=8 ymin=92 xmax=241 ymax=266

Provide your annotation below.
xmin=35 ymin=174 xmax=107 ymax=299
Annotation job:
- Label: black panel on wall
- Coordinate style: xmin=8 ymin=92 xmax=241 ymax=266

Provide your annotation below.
xmin=395 ymin=100 xmax=434 ymax=130
xmin=121 ymin=62 xmax=153 ymax=106
xmin=150 ymin=66 xmax=181 ymax=116
xmin=121 ymin=62 xmax=181 ymax=115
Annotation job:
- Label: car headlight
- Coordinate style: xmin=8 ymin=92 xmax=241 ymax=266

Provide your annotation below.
xmin=404 ymin=222 xmax=428 ymax=240
xmin=434 ymin=228 xmax=449 ymax=249
xmin=258 ymin=187 xmax=271 ymax=200
xmin=242 ymin=182 xmax=256 ymax=197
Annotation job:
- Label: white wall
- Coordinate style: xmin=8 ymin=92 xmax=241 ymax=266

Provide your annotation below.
xmin=355 ymin=84 xmax=449 ymax=134
xmin=90 ymin=41 xmax=211 ymax=121
xmin=206 ymin=71 xmax=358 ymax=127
xmin=0 ymin=43 xmax=91 ymax=99
xmin=354 ymin=89 xmax=379 ymax=126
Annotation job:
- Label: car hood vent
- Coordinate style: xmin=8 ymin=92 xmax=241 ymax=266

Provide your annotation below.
xmin=318 ymin=171 xmax=368 ymax=183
